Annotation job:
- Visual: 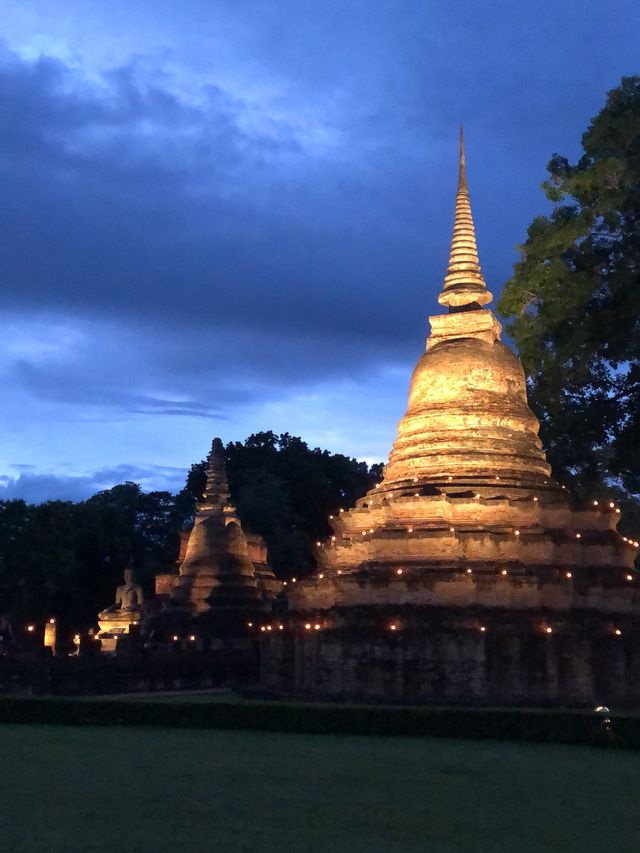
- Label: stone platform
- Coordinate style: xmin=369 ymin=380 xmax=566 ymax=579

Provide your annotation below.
xmin=260 ymin=570 xmax=640 ymax=706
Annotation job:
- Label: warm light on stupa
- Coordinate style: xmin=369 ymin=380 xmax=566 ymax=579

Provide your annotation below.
xmin=264 ymin=129 xmax=640 ymax=708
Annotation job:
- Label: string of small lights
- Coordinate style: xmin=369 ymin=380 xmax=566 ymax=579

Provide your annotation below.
xmin=249 ymin=620 xmax=627 ymax=637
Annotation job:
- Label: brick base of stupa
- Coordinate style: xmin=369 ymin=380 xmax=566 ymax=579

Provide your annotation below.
xmin=259 ymin=570 xmax=640 ymax=706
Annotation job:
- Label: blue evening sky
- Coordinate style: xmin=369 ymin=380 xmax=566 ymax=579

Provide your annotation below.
xmin=0 ymin=0 xmax=638 ymax=501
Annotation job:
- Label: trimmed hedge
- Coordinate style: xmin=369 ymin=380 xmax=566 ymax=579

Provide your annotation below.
xmin=0 ymin=696 xmax=637 ymax=748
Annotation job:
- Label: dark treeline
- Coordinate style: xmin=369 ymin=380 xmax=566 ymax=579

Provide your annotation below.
xmin=0 ymin=433 xmax=381 ymax=630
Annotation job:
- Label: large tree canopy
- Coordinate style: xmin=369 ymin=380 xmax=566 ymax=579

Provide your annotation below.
xmin=498 ymin=76 xmax=640 ymax=517
xmin=187 ymin=431 xmax=382 ymax=577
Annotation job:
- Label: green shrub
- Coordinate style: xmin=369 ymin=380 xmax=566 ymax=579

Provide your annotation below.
xmin=0 ymin=697 xmax=635 ymax=748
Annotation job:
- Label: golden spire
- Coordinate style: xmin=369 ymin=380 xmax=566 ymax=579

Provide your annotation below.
xmin=203 ymin=437 xmax=231 ymax=507
xmin=438 ymin=127 xmax=493 ymax=309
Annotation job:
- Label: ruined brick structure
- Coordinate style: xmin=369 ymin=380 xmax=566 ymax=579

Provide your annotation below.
xmin=260 ymin=132 xmax=640 ymax=706
xmin=151 ymin=438 xmax=280 ymax=638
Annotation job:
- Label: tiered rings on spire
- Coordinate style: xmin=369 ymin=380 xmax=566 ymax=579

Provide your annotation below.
xmin=438 ymin=128 xmax=493 ymax=309
xmin=203 ymin=437 xmax=231 ymax=507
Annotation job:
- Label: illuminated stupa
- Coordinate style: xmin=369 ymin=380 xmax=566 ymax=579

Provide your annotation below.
xmin=261 ymin=133 xmax=640 ymax=706
xmin=168 ymin=438 xmax=278 ymax=631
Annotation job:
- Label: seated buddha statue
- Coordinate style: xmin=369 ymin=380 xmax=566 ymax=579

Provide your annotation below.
xmin=98 ymin=568 xmax=144 ymax=638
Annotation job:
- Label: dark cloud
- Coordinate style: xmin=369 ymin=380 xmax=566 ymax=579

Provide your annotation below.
xmin=0 ymin=1 xmax=638 ymax=498
xmin=13 ymin=358 xmax=230 ymax=418
xmin=0 ymin=45 xmax=405 ymax=332
xmin=0 ymin=463 xmax=188 ymax=504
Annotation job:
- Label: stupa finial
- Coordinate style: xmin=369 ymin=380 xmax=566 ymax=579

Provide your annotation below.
xmin=203 ymin=437 xmax=231 ymax=507
xmin=437 ymin=127 xmax=493 ymax=310
xmin=458 ymin=125 xmax=467 ymax=192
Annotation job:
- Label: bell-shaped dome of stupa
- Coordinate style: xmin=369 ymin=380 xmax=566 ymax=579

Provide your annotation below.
xmin=382 ymin=129 xmax=551 ymax=490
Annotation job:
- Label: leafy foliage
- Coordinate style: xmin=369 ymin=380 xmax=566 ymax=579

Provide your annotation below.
xmin=498 ymin=76 xmax=640 ymax=523
xmin=187 ymin=431 xmax=382 ymax=576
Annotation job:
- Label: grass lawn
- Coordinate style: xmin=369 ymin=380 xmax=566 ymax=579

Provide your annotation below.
xmin=1 ymin=724 xmax=638 ymax=853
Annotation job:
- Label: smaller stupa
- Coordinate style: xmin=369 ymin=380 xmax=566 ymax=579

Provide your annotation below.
xmin=167 ymin=438 xmax=277 ymax=632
